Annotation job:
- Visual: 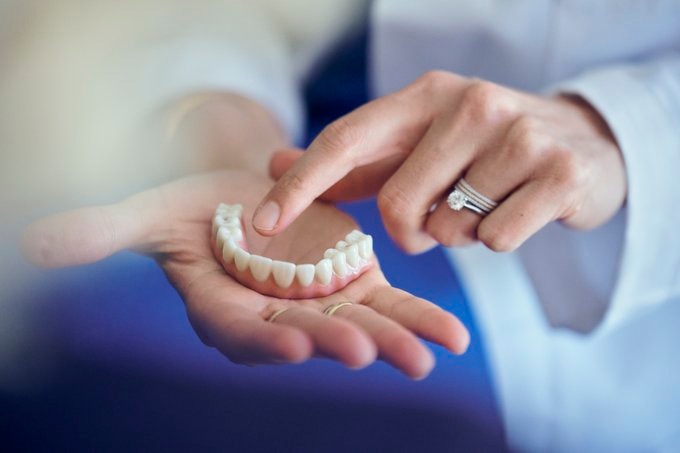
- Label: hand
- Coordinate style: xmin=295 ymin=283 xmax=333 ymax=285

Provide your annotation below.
xmin=22 ymin=170 xmax=469 ymax=379
xmin=254 ymin=71 xmax=627 ymax=253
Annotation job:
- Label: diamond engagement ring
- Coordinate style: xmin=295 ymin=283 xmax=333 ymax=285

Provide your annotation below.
xmin=446 ymin=178 xmax=498 ymax=216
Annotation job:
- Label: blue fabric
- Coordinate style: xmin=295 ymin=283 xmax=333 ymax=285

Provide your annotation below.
xmin=2 ymin=30 xmax=504 ymax=452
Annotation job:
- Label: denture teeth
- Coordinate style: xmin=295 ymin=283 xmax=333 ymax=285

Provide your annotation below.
xmin=234 ymin=248 xmax=251 ymax=272
xmin=217 ymin=203 xmax=243 ymax=217
xmin=226 ymin=226 xmax=243 ymax=242
xmin=315 ymin=259 xmax=333 ymax=285
xmin=214 ymin=203 xmax=375 ymax=289
xmin=345 ymin=230 xmax=363 ymax=243
xmin=332 ymin=252 xmax=349 ymax=277
xmin=296 ymin=264 xmax=315 ymax=287
xmin=212 ymin=215 xmax=225 ymax=236
xmin=222 ymin=239 xmax=238 ymax=263
xmin=249 ymin=255 xmax=273 ymax=282
xmin=272 ymin=261 xmax=296 ymax=288
xmin=216 ymin=227 xmax=230 ymax=250
xmin=223 ymin=217 xmax=241 ymax=228
xmin=345 ymin=244 xmax=360 ymax=268
xmin=357 ymin=236 xmax=373 ymax=259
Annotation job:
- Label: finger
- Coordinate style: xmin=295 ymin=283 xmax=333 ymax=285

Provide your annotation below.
xmin=268 ymin=148 xmax=305 ymax=180
xmin=365 ymin=286 xmax=470 ymax=355
xmin=377 ymin=111 xmax=479 ymax=252
xmin=475 ymin=179 xmax=564 ymax=252
xmin=331 ymin=303 xmax=435 ymax=380
xmin=21 ymin=189 xmax=163 ymax=268
xmin=251 ymin=74 xmax=462 ymax=235
xmin=270 ymin=305 xmax=377 ymax=368
xmin=269 ymin=148 xmax=407 ymax=202
xmin=196 ymin=303 xmax=314 ymax=366
xmin=425 ymin=116 xmax=539 ymax=247
xmin=181 ymin=268 xmax=314 ymax=365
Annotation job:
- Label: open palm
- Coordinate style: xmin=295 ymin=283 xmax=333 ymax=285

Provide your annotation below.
xmin=23 ymin=170 xmax=469 ymax=379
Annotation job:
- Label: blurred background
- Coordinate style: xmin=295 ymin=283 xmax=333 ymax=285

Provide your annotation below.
xmin=1 ymin=1 xmax=504 ymax=451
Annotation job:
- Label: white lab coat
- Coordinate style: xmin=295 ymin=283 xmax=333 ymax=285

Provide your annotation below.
xmin=3 ymin=1 xmax=679 ymax=451
xmin=371 ymin=2 xmax=680 ymax=451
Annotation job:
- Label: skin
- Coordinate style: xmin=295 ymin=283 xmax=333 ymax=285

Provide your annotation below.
xmin=254 ymin=71 xmax=628 ymax=254
xmin=22 ymin=93 xmax=470 ymax=380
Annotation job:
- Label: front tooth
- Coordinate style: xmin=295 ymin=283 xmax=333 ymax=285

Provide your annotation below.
xmin=358 ymin=236 xmax=373 ymax=259
xmin=222 ymin=239 xmax=237 ymax=263
xmin=234 ymin=248 xmax=251 ymax=272
xmin=345 ymin=244 xmax=360 ymax=268
xmin=296 ymin=264 xmax=315 ymax=287
xmin=249 ymin=255 xmax=272 ymax=282
xmin=272 ymin=261 xmax=296 ymax=288
xmin=324 ymin=248 xmax=338 ymax=259
xmin=332 ymin=252 xmax=349 ymax=277
xmin=335 ymin=240 xmax=348 ymax=250
xmin=345 ymin=230 xmax=364 ymax=243
xmin=315 ymin=259 xmax=333 ymax=285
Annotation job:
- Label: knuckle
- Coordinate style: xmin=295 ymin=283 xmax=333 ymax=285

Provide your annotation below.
xmin=278 ymin=171 xmax=308 ymax=196
xmin=506 ymin=116 xmax=546 ymax=161
xmin=549 ymin=148 xmax=587 ymax=191
xmin=377 ymin=184 xmax=414 ymax=225
xmin=461 ymin=81 xmax=516 ymax=123
xmin=316 ymin=116 xmax=364 ymax=153
xmin=477 ymin=223 xmax=517 ymax=253
xmin=415 ymin=70 xmax=458 ymax=93
xmin=426 ymin=217 xmax=477 ymax=248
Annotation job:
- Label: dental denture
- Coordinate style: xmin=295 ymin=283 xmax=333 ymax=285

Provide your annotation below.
xmin=211 ymin=203 xmax=374 ymax=298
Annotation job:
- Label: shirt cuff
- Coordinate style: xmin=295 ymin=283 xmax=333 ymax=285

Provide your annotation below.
xmin=554 ymin=58 xmax=680 ymax=331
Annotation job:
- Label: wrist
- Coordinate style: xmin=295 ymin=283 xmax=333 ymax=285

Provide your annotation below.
xmin=165 ymin=92 xmax=290 ymax=177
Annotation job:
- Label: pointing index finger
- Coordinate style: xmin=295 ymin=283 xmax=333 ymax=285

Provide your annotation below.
xmin=251 ymin=93 xmax=433 ymax=236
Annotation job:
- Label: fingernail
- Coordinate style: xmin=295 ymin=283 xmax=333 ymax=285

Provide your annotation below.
xmin=253 ymin=200 xmax=280 ymax=231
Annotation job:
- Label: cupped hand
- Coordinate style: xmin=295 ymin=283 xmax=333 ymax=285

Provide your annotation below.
xmin=22 ymin=170 xmax=469 ymax=379
xmin=255 ymin=71 xmax=626 ymax=253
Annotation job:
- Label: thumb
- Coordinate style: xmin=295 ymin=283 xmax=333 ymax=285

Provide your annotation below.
xmin=269 ymin=148 xmax=305 ymax=181
xmin=22 ymin=192 xmax=158 ymax=268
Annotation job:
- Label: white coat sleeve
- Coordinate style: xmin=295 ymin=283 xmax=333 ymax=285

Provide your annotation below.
xmin=555 ymin=52 xmax=680 ymax=331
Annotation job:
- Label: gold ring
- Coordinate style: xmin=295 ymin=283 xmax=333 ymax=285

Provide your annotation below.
xmin=322 ymin=301 xmax=353 ymax=317
xmin=267 ymin=307 xmax=292 ymax=323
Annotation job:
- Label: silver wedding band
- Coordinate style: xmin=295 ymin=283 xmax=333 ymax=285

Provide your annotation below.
xmin=447 ymin=178 xmax=498 ymax=216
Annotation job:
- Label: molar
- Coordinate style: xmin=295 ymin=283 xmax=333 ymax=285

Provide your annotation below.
xmin=272 ymin=260 xmax=296 ymax=288
xmin=217 ymin=203 xmax=243 ymax=217
xmin=212 ymin=215 xmax=225 ymax=235
xmin=345 ymin=230 xmax=363 ymax=243
xmin=315 ymin=259 xmax=333 ymax=285
xmin=249 ymin=255 xmax=273 ymax=282
xmin=222 ymin=217 xmax=241 ymax=228
xmin=296 ymin=264 xmax=315 ymax=287
xmin=216 ymin=227 xmax=230 ymax=249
